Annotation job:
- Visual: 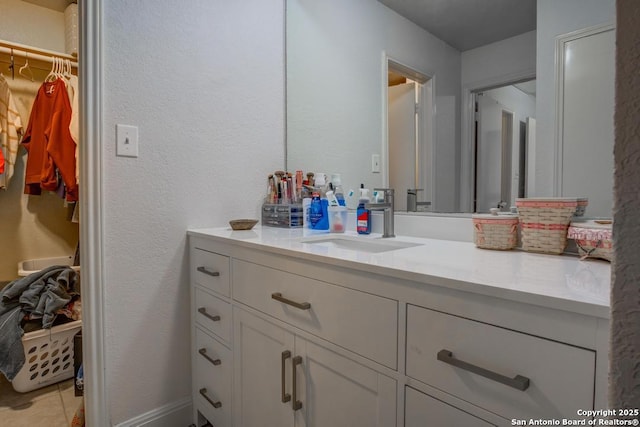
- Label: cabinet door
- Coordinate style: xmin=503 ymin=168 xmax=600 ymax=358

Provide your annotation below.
xmin=405 ymin=386 xmax=495 ymax=427
xmin=233 ymin=308 xmax=295 ymax=427
xmin=295 ymin=338 xmax=396 ymax=427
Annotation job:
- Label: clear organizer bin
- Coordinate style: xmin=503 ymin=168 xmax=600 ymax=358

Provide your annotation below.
xmin=261 ymin=203 xmax=303 ymax=228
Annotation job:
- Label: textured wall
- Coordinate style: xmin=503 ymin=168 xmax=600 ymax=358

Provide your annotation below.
xmin=102 ymin=0 xmax=284 ymax=423
xmin=610 ymin=0 xmax=640 ymax=410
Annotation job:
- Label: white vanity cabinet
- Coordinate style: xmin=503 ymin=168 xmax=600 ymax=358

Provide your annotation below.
xmin=188 ymin=228 xmax=609 ymax=427
xmin=233 ymin=308 xmax=396 ymax=427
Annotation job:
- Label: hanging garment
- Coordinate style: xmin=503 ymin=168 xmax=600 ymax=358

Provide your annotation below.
xmin=21 ymin=78 xmax=77 ymax=201
xmin=0 ymin=75 xmax=24 ymax=190
xmin=66 ymin=74 xmax=79 ymax=185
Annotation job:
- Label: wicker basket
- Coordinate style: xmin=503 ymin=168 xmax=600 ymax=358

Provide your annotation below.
xmin=472 ymin=211 xmax=519 ymax=250
xmin=516 ymin=198 xmax=578 ymax=254
xmin=568 ymin=220 xmax=612 ymax=261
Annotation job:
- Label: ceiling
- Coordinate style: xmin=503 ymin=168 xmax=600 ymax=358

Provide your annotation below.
xmin=378 ymin=0 xmax=537 ymax=52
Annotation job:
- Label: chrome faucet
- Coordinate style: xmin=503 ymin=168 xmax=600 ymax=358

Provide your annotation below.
xmin=407 ymin=189 xmax=432 ymax=212
xmin=365 ymin=188 xmax=395 ymax=238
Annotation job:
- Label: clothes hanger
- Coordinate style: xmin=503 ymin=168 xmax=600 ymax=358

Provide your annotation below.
xmin=19 ymin=52 xmax=35 ymax=82
xmin=45 ymin=56 xmax=58 ymax=82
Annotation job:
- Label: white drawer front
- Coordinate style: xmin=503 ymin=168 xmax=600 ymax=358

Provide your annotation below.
xmin=405 ymin=386 xmax=495 ymax=427
xmin=233 ymin=259 xmax=398 ymax=369
xmin=406 ymin=305 xmax=595 ymax=420
xmin=194 ymin=327 xmax=232 ymax=427
xmin=194 ymin=288 xmax=232 ymax=343
xmin=192 ymin=248 xmax=230 ymax=297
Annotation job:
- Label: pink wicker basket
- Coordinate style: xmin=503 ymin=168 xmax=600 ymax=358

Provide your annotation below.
xmin=472 ymin=212 xmax=519 ymax=250
xmin=516 ymin=198 xmax=579 ymax=254
xmin=568 ymin=221 xmax=612 ymax=261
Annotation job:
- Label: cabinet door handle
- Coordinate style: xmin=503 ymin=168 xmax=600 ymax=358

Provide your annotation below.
xmin=198 ymin=307 xmax=221 ymax=322
xmin=281 ymin=350 xmax=291 ymax=403
xmin=197 ymin=266 xmax=220 ymax=277
xmin=199 ymin=388 xmax=222 ymax=408
xmin=437 ymin=349 xmax=530 ymax=391
xmin=271 ymin=292 xmax=311 ymax=310
xmin=198 ymin=348 xmax=221 ymax=366
xmin=292 ymin=355 xmax=303 ymax=411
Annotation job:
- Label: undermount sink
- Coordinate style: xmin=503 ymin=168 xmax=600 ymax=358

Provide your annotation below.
xmin=300 ymin=235 xmax=422 ymax=253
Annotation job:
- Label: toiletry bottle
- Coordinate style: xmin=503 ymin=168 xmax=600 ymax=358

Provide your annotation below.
xmin=310 ymin=192 xmax=322 ymax=228
xmin=331 ymin=173 xmax=346 ymax=206
xmin=356 ymin=185 xmax=371 ymax=234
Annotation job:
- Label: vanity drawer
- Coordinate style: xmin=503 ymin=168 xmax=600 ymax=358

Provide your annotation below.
xmin=405 ymin=386 xmax=495 ymax=427
xmin=406 ymin=305 xmax=595 ymax=420
xmin=191 ymin=248 xmax=230 ymax=297
xmin=194 ymin=288 xmax=232 ymax=343
xmin=194 ymin=327 xmax=232 ymax=427
xmin=232 ymin=259 xmax=398 ymax=369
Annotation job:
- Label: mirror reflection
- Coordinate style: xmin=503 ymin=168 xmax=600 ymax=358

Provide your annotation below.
xmin=286 ymin=0 xmax=615 ymax=217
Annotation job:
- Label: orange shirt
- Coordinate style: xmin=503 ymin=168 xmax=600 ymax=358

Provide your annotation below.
xmin=21 ymin=79 xmax=77 ymax=201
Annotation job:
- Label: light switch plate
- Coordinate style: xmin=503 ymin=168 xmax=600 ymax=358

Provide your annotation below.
xmin=372 ymin=154 xmax=380 ymax=173
xmin=116 ymin=124 xmax=139 ymax=158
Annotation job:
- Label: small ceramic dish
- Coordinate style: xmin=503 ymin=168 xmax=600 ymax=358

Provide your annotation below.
xmin=229 ymin=219 xmax=259 ymax=230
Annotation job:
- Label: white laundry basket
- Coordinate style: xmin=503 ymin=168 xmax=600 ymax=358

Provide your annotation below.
xmin=17 ymin=256 xmax=80 ymax=277
xmin=12 ymin=319 xmax=82 ymax=393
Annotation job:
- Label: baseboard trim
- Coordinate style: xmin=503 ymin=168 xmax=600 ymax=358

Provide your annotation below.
xmin=115 ymin=397 xmax=192 ymax=427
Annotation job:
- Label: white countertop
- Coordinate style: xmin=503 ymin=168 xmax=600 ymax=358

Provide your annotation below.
xmin=187 ymin=226 xmax=611 ymax=319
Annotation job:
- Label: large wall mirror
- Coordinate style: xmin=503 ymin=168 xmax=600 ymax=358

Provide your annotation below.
xmin=286 ymin=0 xmax=615 ymax=218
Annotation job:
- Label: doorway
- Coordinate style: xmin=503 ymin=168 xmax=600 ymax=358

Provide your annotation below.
xmin=472 ymin=79 xmax=536 ymax=213
xmin=386 ymin=59 xmax=433 ymax=212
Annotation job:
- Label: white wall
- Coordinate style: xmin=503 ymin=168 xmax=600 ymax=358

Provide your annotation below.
xmin=102 ymin=0 xmax=284 ymax=424
xmin=535 ymin=0 xmax=615 ymax=195
xmin=287 ymin=0 xmax=461 ymax=210
xmin=461 ymin=30 xmax=536 ymax=88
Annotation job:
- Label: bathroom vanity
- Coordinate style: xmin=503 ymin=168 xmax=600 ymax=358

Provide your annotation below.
xmin=187 ymin=227 xmax=610 ymax=427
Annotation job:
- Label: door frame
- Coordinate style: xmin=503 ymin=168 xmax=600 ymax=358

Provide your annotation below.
xmin=460 ymin=70 xmax=535 ymax=212
xmin=553 ymin=22 xmax=615 ymax=197
xmin=382 ymin=52 xmax=435 ymax=208
xmin=79 ymin=1 xmax=109 ymax=425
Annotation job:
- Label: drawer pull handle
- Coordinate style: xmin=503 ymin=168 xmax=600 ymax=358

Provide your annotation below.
xmin=292 ymin=355 xmax=303 ymax=411
xmin=281 ymin=350 xmax=291 ymax=403
xmin=271 ymin=292 xmax=311 ymax=310
xmin=198 ymin=307 xmax=221 ymax=322
xmin=198 ymin=348 xmax=221 ymax=366
xmin=437 ymin=349 xmax=530 ymax=391
xmin=197 ymin=266 xmax=220 ymax=277
xmin=199 ymin=388 xmax=222 ymax=408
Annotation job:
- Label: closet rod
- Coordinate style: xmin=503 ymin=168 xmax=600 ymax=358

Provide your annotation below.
xmin=0 ymin=39 xmax=78 ymax=69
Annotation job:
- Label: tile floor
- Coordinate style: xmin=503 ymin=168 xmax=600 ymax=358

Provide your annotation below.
xmin=0 ymin=375 xmax=82 ymax=427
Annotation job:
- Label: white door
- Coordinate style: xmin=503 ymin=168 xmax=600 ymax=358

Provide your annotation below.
xmin=388 ymin=82 xmax=416 ymax=211
xmin=296 ymin=338 xmax=396 ymax=427
xmin=233 ymin=309 xmax=295 ymax=427
xmin=560 ymin=27 xmax=615 ymax=218
xmin=475 ymin=94 xmax=505 ymax=213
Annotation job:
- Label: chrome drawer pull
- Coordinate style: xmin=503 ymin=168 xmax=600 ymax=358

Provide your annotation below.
xmin=271 ymin=292 xmax=311 ymax=310
xmin=199 ymin=388 xmax=222 ymax=408
xmin=281 ymin=350 xmax=291 ymax=403
xmin=198 ymin=348 xmax=221 ymax=366
xmin=292 ymin=355 xmax=303 ymax=411
xmin=197 ymin=266 xmax=220 ymax=277
xmin=437 ymin=349 xmax=530 ymax=391
xmin=198 ymin=307 xmax=221 ymax=322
